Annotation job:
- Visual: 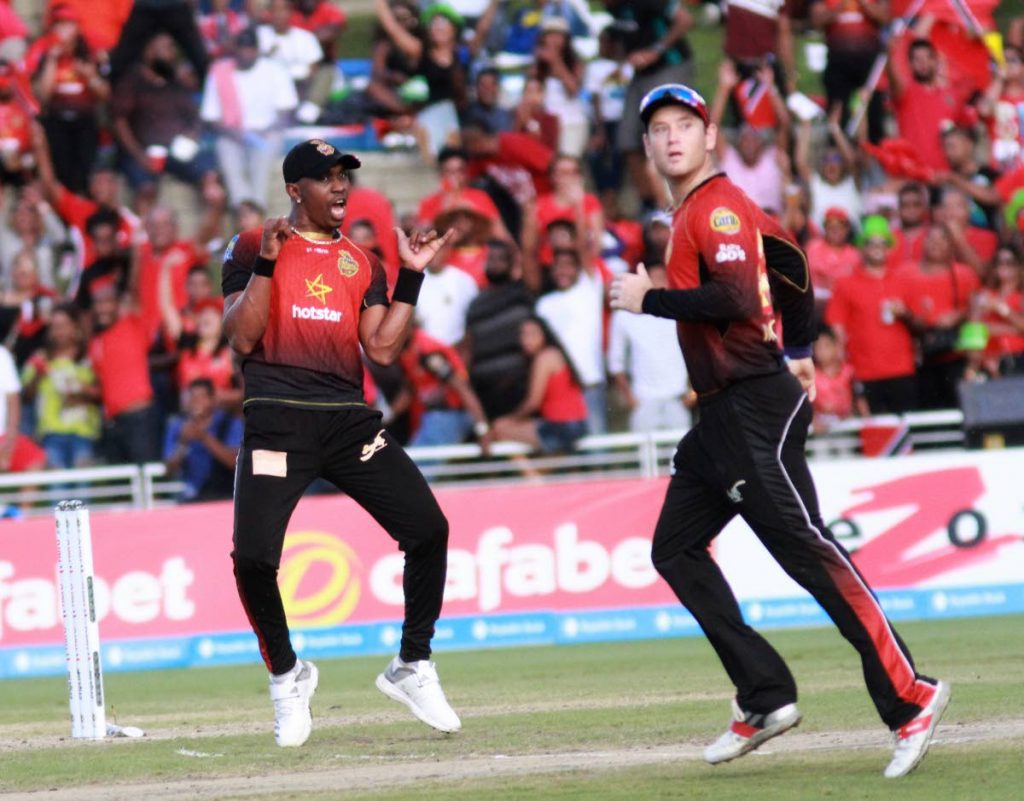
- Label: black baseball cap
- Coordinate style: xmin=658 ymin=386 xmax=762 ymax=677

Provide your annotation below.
xmin=282 ymin=139 xmax=361 ymax=184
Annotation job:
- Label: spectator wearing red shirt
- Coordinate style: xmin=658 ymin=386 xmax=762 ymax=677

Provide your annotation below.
xmin=26 ymin=4 xmax=110 ymax=194
xmin=416 ymin=146 xmax=506 ymax=234
xmin=898 ymin=223 xmax=980 ymax=410
xmin=197 ymin=0 xmax=249 ymax=60
xmin=969 ymin=245 xmax=1024 ymax=377
xmin=31 ymin=119 xmax=140 ymax=274
xmin=489 ymin=315 xmax=588 ymax=454
xmin=826 ymin=214 xmax=918 ymax=413
xmin=810 ymin=0 xmax=889 ymax=143
xmin=398 ymin=327 xmax=490 ymax=448
xmin=46 ymin=0 xmax=132 ymax=53
xmin=0 ymin=62 xmax=36 ymax=186
xmin=978 ymin=44 xmax=1024 ymax=171
xmin=291 ymin=0 xmax=347 ymax=63
xmin=804 ymin=207 xmax=861 ymax=318
xmin=85 ymin=284 xmax=159 ymax=464
xmin=811 ymin=326 xmax=855 ymax=433
xmin=935 ymin=186 xmax=998 ymax=276
xmin=890 ymin=181 xmax=929 ymax=267
xmin=888 ymin=36 xmax=961 ymax=173
xmin=135 ymin=195 xmax=225 ymax=343
xmin=533 ymin=154 xmax=603 ymax=273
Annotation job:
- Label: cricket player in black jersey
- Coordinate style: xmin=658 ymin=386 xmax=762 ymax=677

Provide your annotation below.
xmin=222 ymin=139 xmax=460 ymax=746
xmin=610 ymin=85 xmax=949 ymax=778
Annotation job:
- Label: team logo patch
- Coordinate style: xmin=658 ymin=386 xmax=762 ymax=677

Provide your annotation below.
xmin=337 ymin=251 xmax=359 ymax=278
xmin=305 ymin=273 xmax=333 ymax=304
xmin=310 ymin=138 xmax=335 ymax=156
xmin=710 ymin=207 xmax=741 ymax=234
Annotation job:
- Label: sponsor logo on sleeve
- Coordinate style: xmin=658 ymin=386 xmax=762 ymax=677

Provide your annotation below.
xmin=710 ymin=207 xmax=741 ymax=234
xmin=715 ymin=243 xmax=746 ymax=263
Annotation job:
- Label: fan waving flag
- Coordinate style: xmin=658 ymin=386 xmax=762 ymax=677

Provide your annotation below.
xmin=891 ymin=1 xmax=997 ymax=99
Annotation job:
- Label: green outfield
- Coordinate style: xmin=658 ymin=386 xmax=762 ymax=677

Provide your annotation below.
xmin=1 ymin=615 xmax=1022 ymax=801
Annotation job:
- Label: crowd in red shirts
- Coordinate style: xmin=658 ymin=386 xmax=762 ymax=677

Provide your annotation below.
xmin=0 ymin=0 xmax=1023 ymax=492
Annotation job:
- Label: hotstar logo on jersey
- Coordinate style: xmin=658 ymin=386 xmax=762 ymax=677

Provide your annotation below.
xmin=0 ymin=558 xmax=195 ymax=640
xmin=292 ymin=305 xmax=342 ymax=323
xmin=368 ymin=523 xmax=657 ymax=612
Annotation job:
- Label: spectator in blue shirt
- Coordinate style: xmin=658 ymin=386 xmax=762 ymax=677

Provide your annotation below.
xmin=163 ymin=377 xmax=241 ymax=502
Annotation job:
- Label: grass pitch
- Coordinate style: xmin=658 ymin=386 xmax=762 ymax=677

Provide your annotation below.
xmin=0 ymin=615 xmax=1021 ymax=800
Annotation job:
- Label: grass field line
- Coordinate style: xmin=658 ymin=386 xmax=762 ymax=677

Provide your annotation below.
xmin=2 ymin=718 xmax=1022 ymax=801
xmin=0 ymin=690 xmax=735 ymax=753
xmin=2 ymin=677 xmax=898 ymax=753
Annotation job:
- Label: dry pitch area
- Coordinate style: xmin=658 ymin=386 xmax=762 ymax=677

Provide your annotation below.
xmin=1 ymin=616 xmax=1022 ymax=801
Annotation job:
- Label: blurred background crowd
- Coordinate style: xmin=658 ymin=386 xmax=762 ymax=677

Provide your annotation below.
xmin=0 ymin=0 xmax=1022 ymax=503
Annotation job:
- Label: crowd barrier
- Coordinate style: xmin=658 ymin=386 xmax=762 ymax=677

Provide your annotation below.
xmin=0 ymin=410 xmax=967 ymax=515
xmin=1 ymin=441 xmax=1021 ymax=679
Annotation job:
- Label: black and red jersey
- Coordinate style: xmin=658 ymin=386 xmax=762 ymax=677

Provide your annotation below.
xmin=642 ymin=174 xmax=813 ymax=396
xmin=221 ymin=227 xmax=389 ymax=409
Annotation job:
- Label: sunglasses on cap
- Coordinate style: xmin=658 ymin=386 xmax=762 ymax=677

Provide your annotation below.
xmin=639 ymin=83 xmax=709 ymax=127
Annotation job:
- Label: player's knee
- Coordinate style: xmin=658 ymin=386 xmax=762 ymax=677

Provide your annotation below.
xmin=231 ymin=551 xmax=277 ymax=580
xmin=399 ymin=509 xmax=449 ymax=553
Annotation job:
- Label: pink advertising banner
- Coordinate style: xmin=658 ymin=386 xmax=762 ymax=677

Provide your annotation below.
xmin=1 ymin=450 xmax=1022 ymax=677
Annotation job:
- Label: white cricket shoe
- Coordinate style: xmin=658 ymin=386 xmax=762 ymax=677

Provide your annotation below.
xmin=269 ymin=659 xmax=318 ymax=747
xmin=375 ymin=656 xmax=461 ymax=733
xmin=704 ymin=699 xmax=802 ymax=764
xmin=884 ymin=680 xmax=951 ymax=778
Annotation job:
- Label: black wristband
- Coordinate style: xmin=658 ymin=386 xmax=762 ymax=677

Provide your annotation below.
xmin=253 ymin=255 xmax=276 ymax=277
xmin=392 ymin=267 xmax=425 ymax=305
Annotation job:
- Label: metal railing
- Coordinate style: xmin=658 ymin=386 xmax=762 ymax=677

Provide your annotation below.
xmin=0 ymin=409 xmax=970 ymax=516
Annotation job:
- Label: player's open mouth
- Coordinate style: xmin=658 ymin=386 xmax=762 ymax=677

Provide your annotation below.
xmin=329 ymin=199 xmax=346 ymax=219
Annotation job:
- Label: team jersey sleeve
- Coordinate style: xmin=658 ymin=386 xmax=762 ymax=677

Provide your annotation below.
xmin=761 ymin=218 xmax=816 ymax=356
xmin=220 ymin=229 xmax=262 ymax=297
xmin=362 ymin=252 xmax=389 ymax=309
xmin=642 ymin=197 xmax=764 ymax=322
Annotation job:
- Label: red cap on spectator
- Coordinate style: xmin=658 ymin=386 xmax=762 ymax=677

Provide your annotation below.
xmin=824 ymin=207 xmax=850 ymax=224
xmin=49 ymin=4 xmax=79 ymax=23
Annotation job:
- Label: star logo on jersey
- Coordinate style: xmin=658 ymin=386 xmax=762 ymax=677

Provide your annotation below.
xmin=337 ymin=251 xmax=359 ymax=278
xmin=305 ymin=273 xmax=333 ymax=305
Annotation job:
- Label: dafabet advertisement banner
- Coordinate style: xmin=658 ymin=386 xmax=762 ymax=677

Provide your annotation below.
xmin=2 ymin=449 xmax=1022 ymax=677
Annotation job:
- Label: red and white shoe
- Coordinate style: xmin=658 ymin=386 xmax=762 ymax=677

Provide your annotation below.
xmin=704 ymin=699 xmax=802 ymax=764
xmin=884 ymin=680 xmax=951 ymax=778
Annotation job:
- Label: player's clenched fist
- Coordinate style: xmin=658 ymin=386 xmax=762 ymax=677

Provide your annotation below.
xmin=260 ymin=216 xmax=292 ymax=260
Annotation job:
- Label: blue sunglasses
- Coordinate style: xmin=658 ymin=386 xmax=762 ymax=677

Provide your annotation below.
xmin=639 ymin=84 xmax=709 ymax=125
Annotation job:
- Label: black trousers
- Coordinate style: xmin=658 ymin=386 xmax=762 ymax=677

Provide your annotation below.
xmin=232 ymin=404 xmax=449 ymax=674
xmin=42 ymin=113 xmax=98 ymax=196
xmin=652 ymin=371 xmax=936 ymax=730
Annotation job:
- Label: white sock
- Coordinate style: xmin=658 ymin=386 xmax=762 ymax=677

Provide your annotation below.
xmin=271 ymin=659 xmax=302 ymax=684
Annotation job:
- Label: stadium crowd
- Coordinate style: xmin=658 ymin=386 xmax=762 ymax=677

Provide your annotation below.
xmin=0 ymin=0 xmax=1022 ymax=502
